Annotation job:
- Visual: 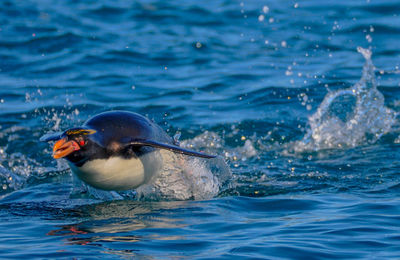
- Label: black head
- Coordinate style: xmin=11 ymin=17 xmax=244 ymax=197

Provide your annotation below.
xmin=41 ymin=127 xmax=104 ymax=166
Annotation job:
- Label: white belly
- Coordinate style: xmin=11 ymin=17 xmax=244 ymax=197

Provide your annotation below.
xmin=69 ymin=153 xmax=161 ymax=191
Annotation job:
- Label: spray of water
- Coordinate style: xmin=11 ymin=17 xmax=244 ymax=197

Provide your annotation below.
xmin=135 ymin=132 xmax=235 ymax=201
xmin=294 ymin=47 xmax=397 ymax=152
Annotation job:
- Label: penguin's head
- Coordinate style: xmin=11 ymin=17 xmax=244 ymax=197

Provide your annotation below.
xmin=41 ymin=127 xmax=101 ymax=165
xmin=41 ymin=111 xmax=216 ymax=168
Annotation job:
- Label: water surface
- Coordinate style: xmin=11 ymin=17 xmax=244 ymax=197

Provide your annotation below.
xmin=1 ymin=0 xmax=400 ymax=258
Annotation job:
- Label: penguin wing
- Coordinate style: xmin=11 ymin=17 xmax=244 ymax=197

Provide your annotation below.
xmin=125 ymin=139 xmax=216 ymax=159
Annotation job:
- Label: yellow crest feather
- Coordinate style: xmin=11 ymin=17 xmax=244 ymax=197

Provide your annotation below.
xmin=66 ymin=129 xmax=96 ymax=135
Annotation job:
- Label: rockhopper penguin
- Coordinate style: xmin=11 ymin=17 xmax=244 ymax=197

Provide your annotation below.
xmin=40 ymin=111 xmax=215 ymax=191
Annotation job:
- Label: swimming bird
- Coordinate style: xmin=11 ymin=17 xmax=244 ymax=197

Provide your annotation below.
xmin=40 ymin=111 xmax=215 ymax=191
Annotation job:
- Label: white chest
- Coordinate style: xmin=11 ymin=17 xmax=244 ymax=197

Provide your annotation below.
xmin=69 ymin=155 xmax=159 ymax=191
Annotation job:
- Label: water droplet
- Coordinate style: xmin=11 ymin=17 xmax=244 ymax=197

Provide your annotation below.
xmin=365 ymin=34 xmax=372 ymax=43
xmin=262 ymin=6 xmax=269 ymax=13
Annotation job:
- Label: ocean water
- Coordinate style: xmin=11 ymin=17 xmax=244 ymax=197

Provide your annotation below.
xmin=1 ymin=0 xmax=400 ymax=258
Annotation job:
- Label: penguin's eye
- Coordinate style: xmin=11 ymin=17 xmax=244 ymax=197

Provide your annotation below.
xmin=75 ymin=136 xmax=85 ymax=147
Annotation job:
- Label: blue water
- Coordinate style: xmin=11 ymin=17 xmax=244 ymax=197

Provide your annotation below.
xmin=1 ymin=0 xmax=400 ymax=258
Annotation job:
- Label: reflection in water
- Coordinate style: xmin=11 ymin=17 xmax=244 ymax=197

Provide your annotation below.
xmin=47 ymin=225 xmax=88 ymax=236
xmin=47 ymin=200 xmax=189 ymax=255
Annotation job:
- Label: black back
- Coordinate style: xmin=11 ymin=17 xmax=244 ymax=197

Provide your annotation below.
xmin=84 ymin=111 xmax=172 ymax=149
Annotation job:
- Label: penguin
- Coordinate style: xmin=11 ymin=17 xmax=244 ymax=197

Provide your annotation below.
xmin=40 ymin=111 xmax=215 ymax=191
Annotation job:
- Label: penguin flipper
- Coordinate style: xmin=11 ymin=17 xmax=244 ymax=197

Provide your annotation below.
xmin=126 ymin=139 xmax=216 ymax=159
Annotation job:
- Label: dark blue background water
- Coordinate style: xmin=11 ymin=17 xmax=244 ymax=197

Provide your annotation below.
xmin=1 ymin=0 xmax=400 ymax=258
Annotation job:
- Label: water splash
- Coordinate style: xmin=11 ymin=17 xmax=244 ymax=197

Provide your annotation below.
xmin=181 ymin=130 xmax=257 ymax=162
xmin=135 ymin=150 xmax=231 ymax=201
xmin=0 ymin=165 xmax=24 ymax=196
xmin=294 ymin=47 xmax=397 ymax=152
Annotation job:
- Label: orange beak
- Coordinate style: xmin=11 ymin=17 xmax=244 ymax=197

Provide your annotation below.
xmin=53 ymin=138 xmax=80 ymax=159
